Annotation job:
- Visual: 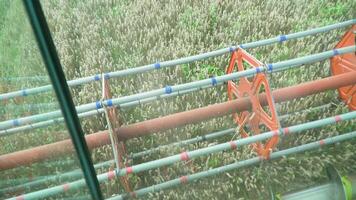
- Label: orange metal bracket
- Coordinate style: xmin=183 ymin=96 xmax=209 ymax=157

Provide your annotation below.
xmin=226 ymin=48 xmax=280 ymax=159
xmin=103 ymin=79 xmax=132 ymax=192
xmin=331 ymin=25 xmax=356 ymax=110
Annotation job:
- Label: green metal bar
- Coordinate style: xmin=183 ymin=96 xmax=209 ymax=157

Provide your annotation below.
xmin=109 ymin=130 xmax=356 ymax=199
xmin=281 ymin=183 xmax=338 ymax=200
xmin=0 ymin=176 xmax=49 ymax=188
xmin=0 ymin=159 xmax=75 ymax=187
xmin=6 ymin=111 xmax=355 ymax=200
xmin=277 ymin=165 xmax=352 ymax=200
xmin=63 ymin=196 xmax=91 ymax=200
xmin=1 ymin=103 xmax=57 ymax=110
xmin=0 ymin=160 xmax=112 ymax=195
xmin=0 ymin=76 xmax=48 ymax=82
xmin=22 ymin=1 xmax=103 ymax=199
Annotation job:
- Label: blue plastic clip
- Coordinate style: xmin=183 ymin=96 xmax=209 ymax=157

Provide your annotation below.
xmin=13 ymin=119 xmax=20 ymax=126
xmin=94 ymin=74 xmax=100 ymax=81
xmin=22 ymin=90 xmax=28 ymax=96
xmin=211 ymin=77 xmax=218 ymax=86
xmin=165 ymin=86 xmax=172 ymax=94
xmin=107 ymin=99 xmax=113 ymax=107
xmin=154 ymin=62 xmax=161 ymax=69
xmin=333 ymin=49 xmax=339 ymax=56
xmin=104 ymin=73 xmax=110 ymax=80
xmin=279 ymin=35 xmax=287 ymax=42
xmin=255 ymin=67 xmax=261 ymax=73
xmin=267 ymin=64 xmax=273 ymax=72
xmin=229 ymin=46 xmax=236 ymax=53
xmin=95 ymin=101 xmax=102 ymax=109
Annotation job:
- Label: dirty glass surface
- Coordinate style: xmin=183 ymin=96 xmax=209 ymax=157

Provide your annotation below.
xmin=0 ymin=1 xmax=91 ymax=199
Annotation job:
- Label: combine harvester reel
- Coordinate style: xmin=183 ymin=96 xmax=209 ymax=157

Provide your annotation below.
xmin=331 ymin=25 xmax=356 ymax=110
xmin=226 ymin=48 xmax=280 ymax=159
xmin=271 ymin=165 xmax=356 ymax=200
xmin=1 ymin=19 xmax=356 ymax=200
xmin=101 ymin=77 xmax=132 ymax=193
xmin=225 ymin=25 xmax=356 ymax=161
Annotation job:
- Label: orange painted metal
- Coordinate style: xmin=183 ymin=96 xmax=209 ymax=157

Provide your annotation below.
xmin=331 ymin=25 xmax=356 ymax=110
xmin=103 ymin=80 xmax=132 ymax=192
xmin=226 ymin=48 xmax=279 ymax=158
xmin=0 ymin=71 xmax=356 ymax=170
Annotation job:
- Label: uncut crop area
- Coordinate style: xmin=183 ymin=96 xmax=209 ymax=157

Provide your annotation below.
xmin=0 ymin=0 xmax=356 ymax=199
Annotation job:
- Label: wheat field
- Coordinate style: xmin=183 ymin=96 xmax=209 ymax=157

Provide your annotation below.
xmin=0 ymin=0 xmax=356 ymax=199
